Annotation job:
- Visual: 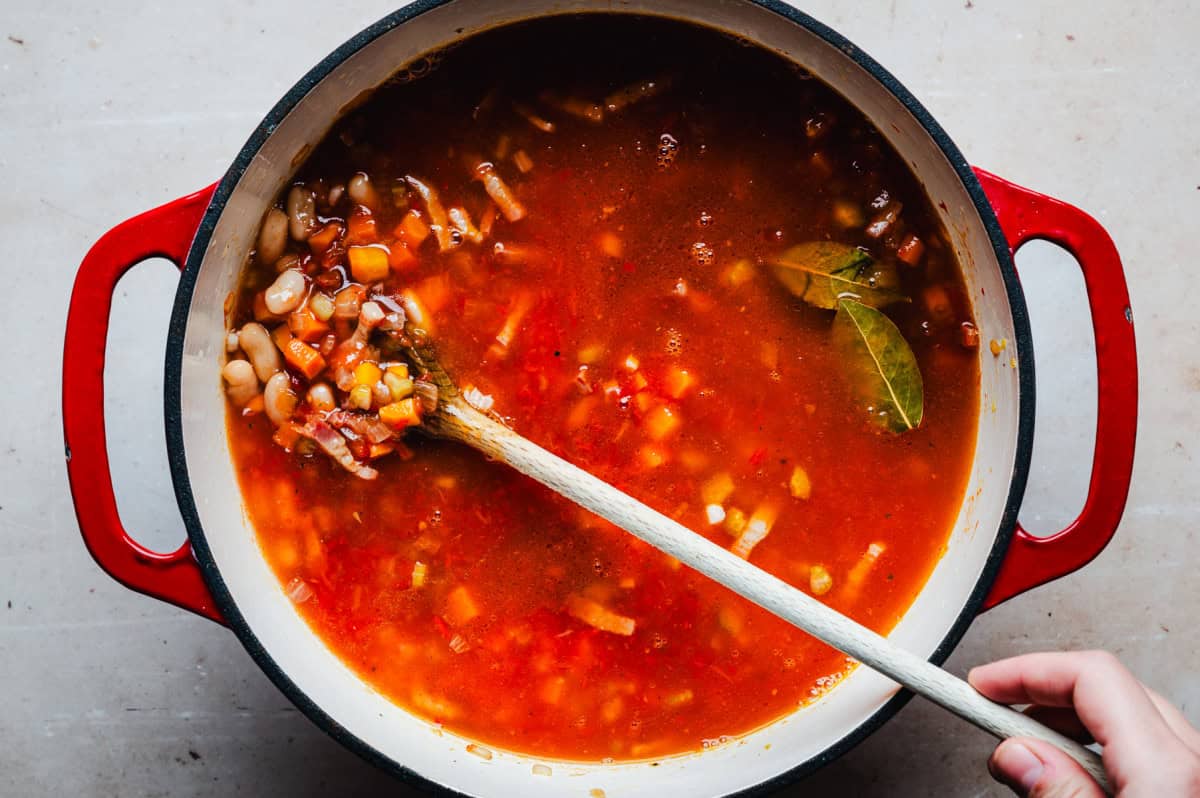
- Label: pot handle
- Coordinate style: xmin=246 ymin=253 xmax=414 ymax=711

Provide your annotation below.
xmin=974 ymin=168 xmax=1137 ymax=610
xmin=62 ymin=185 xmax=225 ymax=623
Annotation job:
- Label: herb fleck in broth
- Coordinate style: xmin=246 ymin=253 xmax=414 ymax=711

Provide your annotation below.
xmin=224 ymin=15 xmax=979 ymax=760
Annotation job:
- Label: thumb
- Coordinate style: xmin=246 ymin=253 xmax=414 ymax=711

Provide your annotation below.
xmin=989 ymin=738 xmax=1106 ymax=798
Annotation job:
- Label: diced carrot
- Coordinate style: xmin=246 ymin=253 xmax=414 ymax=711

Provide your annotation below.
xmin=961 ymin=322 xmax=980 ymax=349
xmin=242 ymin=394 xmax=264 ymax=416
xmin=253 ymin=291 xmax=280 ymax=323
xmin=631 ymin=371 xmax=649 ymax=393
xmin=643 ymin=404 xmax=680 ymax=441
xmin=387 ymin=241 xmax=418 ymax=271
xmin=287 ymin=308 xmax=330 ymax=342
xmin=379 ymin=398 xmax=421 ymax=429
xmin=353 ymin=361 xmax=382 ymax=387
xmin=346 ymin=207 xmax=378 ymax=244
xmin=638 ymin=444 xmax=667 ymax=469
xmin=387 ymin=363 xmax=410 ymax=379
xmin=444 ymin=585 xmax=481 ymax=626
xmin=416 ymin=273 xmax=453 ymax=313
xmin=566 ymin=396 xmax=598 ymax=432
xmin=896 ymin=234 xmax=925 ymax=266
xmin=367 ymin=442 xmax=395 ymax=460
xmin=270 ymin=323 xmax=293 ymax=352
xmin=394 ymin=209 xmax=431 ymax=249
xmin=701 ymin=473 xmax=735 ymax=505
xmin=308 ymin=221 xmax=343 ymax=254
xmin=400 ymin=288 xmax=434 ymax=332
xmin=633 ymin=392 xmax=655 ymax=414
xmin=283 ymin=338 xmax=326 ymax=379
xmin=348 ymin=245 xmax=390 ymax=283
xmin=789 ymin=466 xmax=812 ymax=500
xmin=272 ymin=424 xmax=301 ymax=450
xmin=663 ymin=366 xmax=696 ymax=399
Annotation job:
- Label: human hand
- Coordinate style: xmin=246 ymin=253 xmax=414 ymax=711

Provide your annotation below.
xmin=968 ymin=651 xmax=1200 ymax=797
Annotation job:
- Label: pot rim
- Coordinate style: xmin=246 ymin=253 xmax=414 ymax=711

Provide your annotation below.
xmin=164 ymin=1 xmax=1036 ymax=795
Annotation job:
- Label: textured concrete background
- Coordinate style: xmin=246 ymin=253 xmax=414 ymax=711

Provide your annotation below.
xmin=1 ymin=0 xmax=1196 ymax=795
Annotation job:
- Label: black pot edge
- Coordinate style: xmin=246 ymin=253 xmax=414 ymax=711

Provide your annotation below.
xmin=163 ymin=2 xmax=1036 ymax=796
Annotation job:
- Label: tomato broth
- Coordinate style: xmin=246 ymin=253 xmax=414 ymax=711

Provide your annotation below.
xmin=224 ymin=15 xmax=980 ymax=761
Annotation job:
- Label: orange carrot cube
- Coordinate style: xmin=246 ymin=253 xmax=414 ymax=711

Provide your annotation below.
xmin=253 ymin=291 xmax=280 ymax=322
xmin=643 ymin=404 xmax=681 ymax=441
xmin=346 ymin=208 xmax=378 ymax=244
xmin=348 ymin=245 xmax=390 ymax=283
xmin=387 ymin=241 xmax=418 ymax=271
xmin=444 ymin=585 xmax=480 ymax=626
xmin=379 ymin=398 xmax=421 ymax=430
xmin=394 ymin=209 xmax=431 ymax=249
xmin=663 ymin=366 xmax=696 ymax=399
xmin=308 ymin=221 xmax=343 ymax=254
xmin=353 ymin=361 xmax=382 ymax=387
xmin=270 ymin=323 xmax=293 ymax=351
xmin=287 ymin=308 xmax=330 ymax=342
xmin=897 ymin=234 xmax=925 ymax=266
xmin=283 ymin=338 xmax=326 ymax=379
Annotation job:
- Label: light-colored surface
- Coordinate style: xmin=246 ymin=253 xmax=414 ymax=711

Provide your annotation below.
xmin=0 ymin=0 xmax=1195 ymax=795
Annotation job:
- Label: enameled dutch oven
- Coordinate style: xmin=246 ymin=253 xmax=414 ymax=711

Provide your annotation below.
xmin=62 ymin=2 xmax=1138 ymax=795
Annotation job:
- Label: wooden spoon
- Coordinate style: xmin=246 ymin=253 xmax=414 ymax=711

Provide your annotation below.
xmin=405 ymin=337 xmax=1110 ymax=792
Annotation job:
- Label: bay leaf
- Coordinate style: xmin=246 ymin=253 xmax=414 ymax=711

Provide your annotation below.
xmin=769 ymin=241 xmax=905 ymax=310
xmin=832 ymin=298 xmax=924 ymax=433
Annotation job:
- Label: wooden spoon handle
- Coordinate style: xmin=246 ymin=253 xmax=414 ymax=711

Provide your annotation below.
xmin=437 ymin=399 xmax=1110 ymax=791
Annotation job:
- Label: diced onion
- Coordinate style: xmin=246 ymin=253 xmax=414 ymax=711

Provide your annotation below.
xmin=285 ymin=577 xmax=313 ymax=604
xmin=414 ymin=380 xmax=440 ymax=414
xmin=566 ymin=595 xmax=635 ymax=636
xmin=462 ymin=386 xmax=495 ymax=413
xmin=730 ymin=504 xmax=778 ymax=559
xmin=465 ymin=743 xmax=493 ymax=760
xmin=705 ymin=504 xmax=726 ymax=525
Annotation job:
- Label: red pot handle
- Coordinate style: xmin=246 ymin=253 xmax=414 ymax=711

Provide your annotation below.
xmin=63 ymin=185 xmax=224 ymax=624
xmin=974 ymin=168 xmax=1137 ymax=610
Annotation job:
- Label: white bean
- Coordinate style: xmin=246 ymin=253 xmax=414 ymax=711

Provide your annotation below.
xmin=265 ymin=269 xmax=307 ymax=316
xmin=264 ymin=373 xmax=299 ymax=426
xmin=257 ymin=207 xmax=288 ymax=265
xmin=238 ymin=322 xmax=282 ymax=382
xmin=307 ymin=382 xmax=335 ymax=412
xmin=328 ymin=183 xmax=346 ymax=207
xmin=347 ymin=172 xmax=381 ymax=210
xmin=222 ymin=359 xmax=259 ymax=406
xmin=286 ymin=185 xmax=317 ymax=241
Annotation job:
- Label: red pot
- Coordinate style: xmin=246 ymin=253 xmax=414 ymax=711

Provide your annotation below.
xmin=62 ymin=2 xmax=1137 ymax=795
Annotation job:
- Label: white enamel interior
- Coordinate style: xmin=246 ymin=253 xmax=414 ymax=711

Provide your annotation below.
xmin=176 ymin=2 xmax=1023 ymax=795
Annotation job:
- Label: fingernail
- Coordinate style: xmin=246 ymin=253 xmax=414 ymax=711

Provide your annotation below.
xmin=993 ymin=741 xmax=1044 ymax=793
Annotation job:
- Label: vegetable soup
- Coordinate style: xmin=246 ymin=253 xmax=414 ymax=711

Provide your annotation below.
xmin=222 ymin=15 xmax=980 ymax=761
